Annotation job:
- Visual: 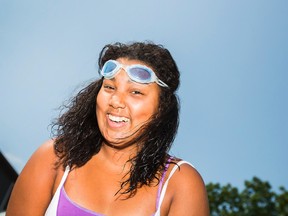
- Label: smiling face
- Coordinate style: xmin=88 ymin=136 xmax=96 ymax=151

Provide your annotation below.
xmin=96 ymin=58 xmax=160 ymax=146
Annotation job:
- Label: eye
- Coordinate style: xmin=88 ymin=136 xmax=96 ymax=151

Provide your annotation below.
xmin=103 ymin=84 xmax=115 ymax=91
xmin=104 ymin=85 xmax=114 ymax=89
xmin=132 ymin=90 xmax=143 ymax=95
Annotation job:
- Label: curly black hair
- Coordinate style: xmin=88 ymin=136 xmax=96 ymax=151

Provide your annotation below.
xmin=52 ymin=41 xmax=180 ymax=197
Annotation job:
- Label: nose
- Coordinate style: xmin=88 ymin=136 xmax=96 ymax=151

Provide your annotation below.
xmin=109 ymin=92 xmax=126 ymax=110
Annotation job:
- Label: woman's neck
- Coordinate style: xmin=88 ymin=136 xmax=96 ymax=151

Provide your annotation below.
xmin=96 ymin=142 xmax=138 ymax=174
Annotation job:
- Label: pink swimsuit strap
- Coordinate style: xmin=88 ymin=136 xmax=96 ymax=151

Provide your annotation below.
xmin=155 ymin=157 xmax=171 ymax=210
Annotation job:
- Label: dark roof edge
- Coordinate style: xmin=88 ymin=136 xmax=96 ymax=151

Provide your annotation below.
xmin=0 ymin=151 xmax=18 ymax=180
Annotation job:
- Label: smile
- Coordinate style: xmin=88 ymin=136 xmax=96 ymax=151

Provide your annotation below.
xmin=108 ymin=114 xmax=130 ymax=123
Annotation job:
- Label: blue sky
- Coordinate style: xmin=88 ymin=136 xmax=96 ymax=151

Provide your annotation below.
xmin=1 ymin=0 xmax=287 ymax=191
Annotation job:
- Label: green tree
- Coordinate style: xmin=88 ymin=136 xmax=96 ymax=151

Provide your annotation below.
xmin=206 ymin=177 xmax=288 ymax=216
xmin=276 ymin=186 xmax=288 ymax=216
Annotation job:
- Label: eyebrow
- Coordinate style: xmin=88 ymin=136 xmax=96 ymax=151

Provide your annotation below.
xmin=104 ymin=77 xmax=150 ymax=87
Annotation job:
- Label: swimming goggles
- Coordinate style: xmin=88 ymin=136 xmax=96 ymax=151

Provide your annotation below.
xmin=100 ymin=60 xmax=168 ymax=87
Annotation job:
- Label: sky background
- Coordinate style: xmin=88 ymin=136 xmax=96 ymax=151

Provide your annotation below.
xmin=1 ymin=0 xmax=287 ymax=191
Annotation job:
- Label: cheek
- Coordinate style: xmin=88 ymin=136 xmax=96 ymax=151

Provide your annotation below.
xmin=148 ymin=94 xmax=160 ymax=114
xmin=96 ymin=92 xmax=105 ymax=118
xmin=132 ymin=97 xmax=159 ymax=121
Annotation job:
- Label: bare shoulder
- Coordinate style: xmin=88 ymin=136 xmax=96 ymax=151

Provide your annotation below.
xmin=18 ymin=139 xmax=59 ymax=179
xmin=167 ymin=160 xmax=210 ymax=216
xmin=172 ymin=161 xmax=204 ymax=187
xmin=6 ymin=139 xmax=60 ymax=216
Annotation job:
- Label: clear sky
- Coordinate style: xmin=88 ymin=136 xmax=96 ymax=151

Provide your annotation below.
xmin=1 ymin=0 xmax=287 ymax=191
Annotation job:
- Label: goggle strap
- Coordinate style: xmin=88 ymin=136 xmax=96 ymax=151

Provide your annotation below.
xmin=156 ymin=79 xmax=169 ymax=87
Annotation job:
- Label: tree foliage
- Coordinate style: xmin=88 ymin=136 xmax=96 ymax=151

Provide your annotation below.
xmin=206 ymin=177 xmax=288 ymax=216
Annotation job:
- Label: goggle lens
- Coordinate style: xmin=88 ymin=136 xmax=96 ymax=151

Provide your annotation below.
xmin=102 ymin=61 xmax=118 ymax=78
xmin=129 ymin=68 xmax=151 ymax=81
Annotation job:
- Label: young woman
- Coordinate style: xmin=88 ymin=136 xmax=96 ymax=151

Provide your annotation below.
xmin=7 ymin=42 xmax=209 ymax=216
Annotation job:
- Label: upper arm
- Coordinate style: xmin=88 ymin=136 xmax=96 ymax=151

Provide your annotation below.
xmin=168 ymin=164 xmax=210 ymax=216
xmin=6 ymin=139 xmax=59 ymax=216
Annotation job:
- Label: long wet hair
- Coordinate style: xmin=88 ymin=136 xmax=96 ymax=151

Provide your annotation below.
xmin=52 ymin=41 xmax=180 ymax=197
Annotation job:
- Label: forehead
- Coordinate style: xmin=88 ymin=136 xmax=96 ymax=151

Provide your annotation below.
xmin=116 ymin=58 xmax=152 ymax=68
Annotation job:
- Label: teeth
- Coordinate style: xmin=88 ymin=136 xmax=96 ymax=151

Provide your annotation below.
xmin=108 ymin=114 xmax=129 ymax=123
